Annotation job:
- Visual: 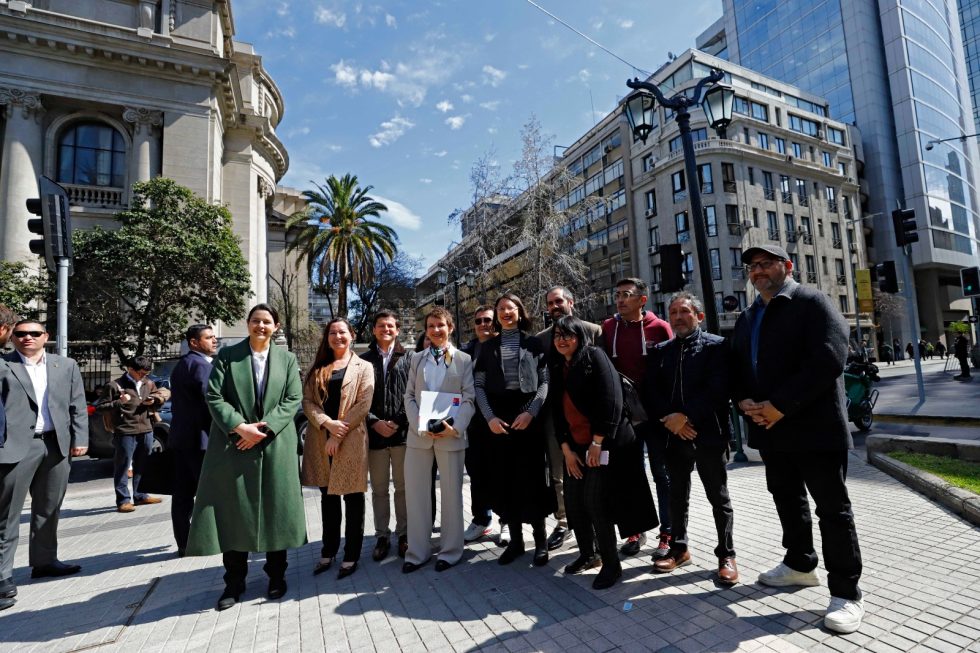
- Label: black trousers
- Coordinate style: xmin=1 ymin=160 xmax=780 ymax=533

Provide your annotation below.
xmin=222 ymin=550 xmax=286 ymax=588
xmin=760 ymin=449 xmax=863 ymax=600
xmin=665 ymin=440 xmax=735 ymax=559
xmin=321 ymin=490 xmax=365 ymax=562
xmin=171 ymin=448 xmax=205 ymax=553
xmin=957 ymin=355 xmax=972 ymax=377
xmin=564 ymin=463 xmax=619 ymax=569
xmin=464 ymin=418 xmax=493 ymax=526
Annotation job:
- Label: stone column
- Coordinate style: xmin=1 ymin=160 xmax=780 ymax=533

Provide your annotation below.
xmin=123 ymin=107 xmax=163 ymax=185
xmin=257 ymin=177 xmax=273 ymax=303
xmin=0 ymin=87 xmax=44 ymax=264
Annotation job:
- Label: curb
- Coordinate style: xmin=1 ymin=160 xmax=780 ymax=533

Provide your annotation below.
xmin=874 ymin=413 xmax=980 ymax=427
xmin=866 ymin=436 xmax=980 ymax=527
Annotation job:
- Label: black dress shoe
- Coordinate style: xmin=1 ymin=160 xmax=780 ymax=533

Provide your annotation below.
xmin=402 ymin=560 xmax=426 ymax=574
xmin=337 ymin=562 xmax=358 ymax=579
xmin=564 ymin=554 xmax=601 ymax=575
xmin=498 ymin=542 xmax=526 ymax=566
xmin=0 ymin=578 xmax=17 ymax=599
xmin=313 ymin=558 xmax=334 ymax=576
xmin=546 ymin=526 xmax=567 ymax=551
xmin=533 ymin=545 xmax=549 ymax=567
xmin=267 ymin=579 xmax=287 ymax=600
xmin=592 ymin=565 xmax=623 ymax=590
xmin=0 ymin=597 xmax=15 ymax=611
xmin=372 ymin=536 xmax=390 ymax=561
xmin=31 ymin=561 xmax=81 ymax=579
xmin=435 ymin=559 xmax=454 ymax=572
xmin=216 ymin=584 xmax=244 ymax=611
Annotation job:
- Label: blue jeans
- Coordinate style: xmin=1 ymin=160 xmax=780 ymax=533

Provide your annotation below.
xmin=641 ymin=423 xmax=672 ymax=534
xmin=113 ymin=432 xmax=153 ymax=505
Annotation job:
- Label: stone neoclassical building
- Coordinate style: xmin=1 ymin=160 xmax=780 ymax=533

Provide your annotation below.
xmin=0 ymin=0 xmax=295 ymax=337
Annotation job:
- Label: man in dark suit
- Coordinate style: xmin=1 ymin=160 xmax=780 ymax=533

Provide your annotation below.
xmin=534 ymin=286 xmax=602 ymax=551
xmin=168 ymin=324 xmax=218 ymax=557
xmin=0 ymin=320 xmax=88 ymax=612
xmin=0 ymin=304 xmax=15 ymax=451
xmin=730 ymin=245 xmax=864 ymax=635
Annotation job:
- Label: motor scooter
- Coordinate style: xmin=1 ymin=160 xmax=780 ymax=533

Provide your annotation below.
xmin=844 ymin=360 xmax=879 ymax=432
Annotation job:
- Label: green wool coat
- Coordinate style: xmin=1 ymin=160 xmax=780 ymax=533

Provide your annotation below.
xmin=186 ymin=339 xmax=308 ymax=555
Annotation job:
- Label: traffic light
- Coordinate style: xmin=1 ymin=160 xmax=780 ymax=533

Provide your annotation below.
xmin=962 ymin=266 xmax=980 ymax=297
xmin=25 ymin=176 xmax=72 ymax=273
xmin=659 ymin=243 xmax=686 ymax=292
xmin=891 ymin=208 xmax=918 ymax=247
xmin=876 ymin=260 xmax=899 ymax=293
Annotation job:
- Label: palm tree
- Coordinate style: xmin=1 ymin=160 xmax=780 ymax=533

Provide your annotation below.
xmin=286 ymin=174 xmax=397 ymax=316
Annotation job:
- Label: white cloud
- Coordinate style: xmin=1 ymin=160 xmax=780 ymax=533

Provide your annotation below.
xmin=484 ymin=33 xmax=496 ymax=42
xmin=286 ymin=126 xmax=311 ymax=138
xmin=487 ymin=127 xmax=498 ymax=134
xmin=369 ymin=115 xmax=414 ymax=148
xmin=433 ymin=150 xmax=448 ymax=157
xmin=435 ymin=100 xmax=454 ymax=113
xmin=479 ymin=100 xmax=500 ymax=111
xmin=460 ymin=94 xmax=473 ymax=103
xmin=517 ymin=63 xmax=529 ymax=70
xmin=618 ymin=19 xmax=634 ymax=29
xmin=359 ymin=69 xmax=395 ymax=90
xmin=592 ymin=20 xmax=604 ymax=30
xmin=445 ymin=115 xmax=465 ymax=130
xmin=386 ymin=13 xmax=397 ymax=28
xmin=325 ymin=144 xmax=343 ymax=152
xmin=331 ymin=60 xmax=358 ymax=87
xmin=276 ymin=2 xmax=289 ymax=17
xmin=578 ymin=69 xmax=591 ymax=83
xmin=315 ymin=7 xmax=346 ymax=27
xmin=374 ymin=195 xmax=422 ymax=230
xmin=482 ymin=65 xmax=506 ymax=87
xmin=419 ymin=178 xmax=433 ymax=184
xmin=265 ymin=26 xmax=296 ymax=39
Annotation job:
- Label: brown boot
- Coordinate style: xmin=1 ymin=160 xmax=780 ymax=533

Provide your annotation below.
xmin=652 ymin=549 xmax=691 ymax=573
xmin=717 ymin=557 xmax=739 ymax=585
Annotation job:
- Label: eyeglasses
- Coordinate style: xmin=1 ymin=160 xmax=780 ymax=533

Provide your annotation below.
xmin=744 ymin=259 xmax=783 ymax=273
xmin=613 ymin=290 xmax=639 ymax=300
xmin=553 ymin=332 xmax=577 ymax=342
xmin=474 ymin=317 xmax=493 ymax=325
xmin=13 ymin=330 xmax=44 ymax=338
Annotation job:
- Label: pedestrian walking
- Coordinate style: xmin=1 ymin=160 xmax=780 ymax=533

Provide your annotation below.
xmin=954 ymin=334 xmax=972 ymax=379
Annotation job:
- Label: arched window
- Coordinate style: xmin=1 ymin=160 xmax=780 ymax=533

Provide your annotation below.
xmin=57 ymin=122 xmax=126 ymax=187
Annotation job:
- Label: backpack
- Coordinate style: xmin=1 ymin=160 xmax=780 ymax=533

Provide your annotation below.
xmin=619 ymin=373 xmax=648 ymax=427
xmin=98 ymin=381 xmax=122 ymax=434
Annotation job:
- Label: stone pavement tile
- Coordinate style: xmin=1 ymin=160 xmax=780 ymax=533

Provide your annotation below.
xmin=932 ymin=628 xmax=977 ymax=649
xmin=919 ymin=636 xmax=974 ymax=653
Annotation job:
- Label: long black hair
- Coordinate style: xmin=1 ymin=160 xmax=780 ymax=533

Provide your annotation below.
xmin=553 ymin=315 xmax=591 ymax=366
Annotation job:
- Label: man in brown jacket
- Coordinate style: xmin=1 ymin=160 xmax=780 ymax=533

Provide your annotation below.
xmin=102 ymin=356 xmax=167 ymax=512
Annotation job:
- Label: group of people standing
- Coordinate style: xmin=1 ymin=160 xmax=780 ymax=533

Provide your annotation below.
xmin=0 ymin=242 xmax=870 ymax=635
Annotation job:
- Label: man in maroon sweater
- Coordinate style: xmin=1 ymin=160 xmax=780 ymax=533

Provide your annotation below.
xmin=601 ymin=277 xmax=673 ymax=558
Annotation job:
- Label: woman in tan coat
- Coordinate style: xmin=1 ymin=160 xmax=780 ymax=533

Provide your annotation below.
xmin=301 ymin=318 xmax=374 ymax=579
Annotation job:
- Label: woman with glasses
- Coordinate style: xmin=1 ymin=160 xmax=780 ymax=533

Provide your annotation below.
xmin=551 ymin=315 xmax=657 ymax=589
xmin=186 ymin=304 xmax=307 ymax=611
xmin=475 ymin=293 xmax=556 ymax=566
xmin=301 ymin=318 xmax=375 ymax=579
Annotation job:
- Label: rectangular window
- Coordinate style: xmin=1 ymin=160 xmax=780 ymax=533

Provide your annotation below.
xmin=608 ymin=188 xmax=626 ymax=212
xmin=733 ymin=96 xmax=750 ymax=115
xmin=800 ymin=216 xmax=812 ymax=243
xmin=722 ymin=163 xmax=736 ymax=192
xmin=780 ymin=175 xmax=792 ymax=203
xmin=827 ymin=127 xmax=845 ymax=145
xmin=710 ymin=248 xmax=722 ymax=280
xmin=645 ymin=189 xmax=657 ymax=215
xmin=792 ymin=142 xmax=803 ymax=158
xmin=649 ymin=225 xmax=659 ymax=249
xmin=826 ymin=186 xmax=838 ymax=213
xmin=758 ymin=132 xmax=769 ymax=150
xmin=730 ymin=247 xmax=743 ymax=268
xmin=785 ymin=214 xmax=797 ymax=242
xmin=698 ymin=163 xmax=713 ymax=193
xmin=642 ymin=154 xmax=655 ymax=172
xmin=683 ymin=252 xmax=694 ymax=274
xmin=583 ymin=144 xmax=602 ymax=169
xmin=789 ymin=114 xmax=819 ymax=136
xmin=705 ymin=205 xmax=718 ymax=236
xmin=821 ymin=256 xmax=829 ymax=274
xmin=775 ymin=137 xmax=786 ymax=154
xmin=675 ymin=211 xmax=689 ymax=242
xmin=831 ymin=221 xmax=842 ymax=248
xmin=762 ymin=171 xmax=775 ymax=200
xmin=822 ymin=151 xmax=832 ymax=167
xmin=735 ymin=291 xmax=747 ymax=309
xmin=751 ymin=101 xmax=769 ymax=122
xmin=752 ymin=207 xmax=759 ymax=227
xmin=669 ymin=135 xmax=683 ymax=153
xmin=837 ymin=162 xmax=848 ymax=176
xmin=726 ymin=204 xmax=740 ymax=225
xmin=796 ymin=178 xmax=808 ymax=206
xmin=805 ymin=255 xmax=815 ymax=273
xmin=604 ymin=158 xmax=624 ymax=185
xmin=839 ymin=295 xmax=849 ymax=313
xmin=748 ymin=167 xmax=755 ymax=186
xmin=671 ymin=170 xmax=686 ymax=202
xmin=584 ymin=171 xmax=603 ymax=196
xmin=767 ymin=211 xmax=779 ymax=241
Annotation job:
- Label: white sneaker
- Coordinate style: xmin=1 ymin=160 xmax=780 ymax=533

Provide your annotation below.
xmin=464 ymin=521 xmax=494 ymax=543
xmin=757 ymin=562 xmax=821 ymax=587
xmin=824 ymin=597 xmax=864 ymax=634
xmin=498 ymin=524 xmax=510 ymax=546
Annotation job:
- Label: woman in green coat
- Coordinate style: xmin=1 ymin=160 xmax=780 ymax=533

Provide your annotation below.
xmin=186 ymin=303 xmax=307 ymax=611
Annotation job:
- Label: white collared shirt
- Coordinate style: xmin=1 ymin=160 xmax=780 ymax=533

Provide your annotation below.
xmin=378 ymin=343 xmax=394 ymax=378
xmin=126 ymin=372 xmax=144 ymax=398
xmin=193 ymin=350 xmax=214 ymax=364
xmin=18 ymin=351 xmax=52 ymax=433
xmin=422 ymin=344 xmax=454 ymax=391
xmin=250 ymin=346 xmax=269 ymax=401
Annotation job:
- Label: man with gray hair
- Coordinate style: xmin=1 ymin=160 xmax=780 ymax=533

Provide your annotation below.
xmin=535 ymin=286 xmax=602 ymax=551
xmin=645 ymin=292 xmax=737 ymax=584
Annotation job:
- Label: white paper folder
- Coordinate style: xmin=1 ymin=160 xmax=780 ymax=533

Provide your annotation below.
xmin=418 ymin=390 xmax=463 ymax=432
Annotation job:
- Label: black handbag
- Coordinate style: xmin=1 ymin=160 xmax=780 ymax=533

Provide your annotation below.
xmin=620 ymin=373 xmax=648 ymax=426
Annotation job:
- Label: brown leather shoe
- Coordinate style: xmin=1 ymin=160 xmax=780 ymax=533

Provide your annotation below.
xmin=652 ymin=549 xmax=691 ymax=573
xmin=135 ymin=496 xmax=163 ymax=505
xmin=717 ymin=557 xmax=739 ymax=585
xmin=117 ymin=503 xmax=136 ymax=513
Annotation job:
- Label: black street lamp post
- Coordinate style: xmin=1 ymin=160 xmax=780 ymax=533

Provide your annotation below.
xmin=436 ymin=266 xmax=475 ymax=346
xmin=624 ymin=68 xmax=734 ymax=335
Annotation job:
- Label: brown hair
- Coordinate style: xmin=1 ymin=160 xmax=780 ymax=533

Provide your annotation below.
xmin=493 ymin=293 xmax=532 ymax=332
xmin=0 ymin=304 xmax=16 ymax=328
xmin=424 ymin=306 xmax=454 ymax=331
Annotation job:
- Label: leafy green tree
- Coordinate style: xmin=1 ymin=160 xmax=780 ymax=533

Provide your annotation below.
xmin=66 ymin=177 xmax=251 ymax=358
xmin=0 ymin=261 xmax=45 ymax=319
xmin=285 ymin=173 xmax=397 ymax=316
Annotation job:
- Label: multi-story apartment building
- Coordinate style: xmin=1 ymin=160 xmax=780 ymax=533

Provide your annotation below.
xmin=701 ymin=0 xmax=980 ymax=343
xmin=629 ymin=51 xmax=865 ymax=334
xmin=0 ymin=0 xmax=291 ymax=336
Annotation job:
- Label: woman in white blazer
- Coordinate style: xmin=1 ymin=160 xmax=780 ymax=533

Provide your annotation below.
xmin=402 ymin=307 xmax=475 ymax=573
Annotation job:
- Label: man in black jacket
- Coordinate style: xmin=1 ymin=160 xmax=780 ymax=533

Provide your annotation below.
xmin=362 ymin=311 xmax=410 ymax=560
xmin=646 ymin=292 xmax=737 ymax=584
xmin=953 ymin=333 xmax=971 ymax=379
xmin=731 ymin=245 xmax=863 ymax=635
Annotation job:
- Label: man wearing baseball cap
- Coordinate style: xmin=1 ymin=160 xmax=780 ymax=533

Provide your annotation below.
xmin=729 ymin=244 xmax=864 ymax=634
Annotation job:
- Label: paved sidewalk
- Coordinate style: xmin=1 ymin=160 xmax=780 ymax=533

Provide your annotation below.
xmin=2 ymin=453 xmax=979 ymax=653
xmin=870 ymin=358 xmax=979 ymax=423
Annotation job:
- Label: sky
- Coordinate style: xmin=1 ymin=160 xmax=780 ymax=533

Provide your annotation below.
xmin=232 ymin=0 xmax=721 ymax=270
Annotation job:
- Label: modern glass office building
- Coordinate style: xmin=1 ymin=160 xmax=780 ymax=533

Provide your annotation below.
xmin=959 ymin=0 xmax=980 ymax=134
xmin=701 ymin=0 xmax=980 ymax=343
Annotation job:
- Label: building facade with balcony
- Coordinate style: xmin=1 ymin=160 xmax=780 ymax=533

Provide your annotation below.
xmin=628 ymin=51 xmax=867 ymax=334
xmin=0 ymin=0 xmax=289 ymax=336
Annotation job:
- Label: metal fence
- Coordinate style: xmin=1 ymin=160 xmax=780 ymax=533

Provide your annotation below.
xmin=63 ymin=341 xmax=184 ymax=398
